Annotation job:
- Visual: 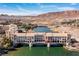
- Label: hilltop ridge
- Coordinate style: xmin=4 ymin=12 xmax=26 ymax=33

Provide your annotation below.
xmin=0 ymin=10 xmax=79 ymax=25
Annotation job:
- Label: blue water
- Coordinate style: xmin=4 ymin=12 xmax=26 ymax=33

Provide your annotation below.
xmin=33 ymin=26 xmax=52 ymax=32
xmin=7 ymin=47 xmax=79 ymax=56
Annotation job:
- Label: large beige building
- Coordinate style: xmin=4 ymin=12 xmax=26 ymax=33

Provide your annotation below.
xmin=6 ymin=24 xmax=71 ymax=47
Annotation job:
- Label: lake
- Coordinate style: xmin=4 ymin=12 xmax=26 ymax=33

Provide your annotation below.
xmin=6 ymin=46 xmax=79 ymax=56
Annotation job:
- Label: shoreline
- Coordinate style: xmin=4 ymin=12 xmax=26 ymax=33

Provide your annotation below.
xmin=63 ymin=46 xmax=79 ymax=52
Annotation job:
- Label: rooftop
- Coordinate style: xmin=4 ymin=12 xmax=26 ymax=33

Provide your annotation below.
xmin=14 ymin=32 xmax=68 ymax=37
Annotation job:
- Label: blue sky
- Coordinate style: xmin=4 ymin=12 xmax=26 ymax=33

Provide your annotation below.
xmin=0 ymin=3 xmax=79 ymax=15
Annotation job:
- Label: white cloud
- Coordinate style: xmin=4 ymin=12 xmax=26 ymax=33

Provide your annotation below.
xmin=16 ymin=5 xmax=29 ymax=12
xmin=15 ymin=5 xmax=47 ymax=15
xmin=37 ymin=4 xmax=57 ymax=9
xmin=70 ymin=3 xmax=77 ymax=5
xmin=58 ymin=7 xmax=76 ymax=11
xmin=0 ymin=4 xmax=78 ymax=16
xmin=41 ymin=5 xmax=57 ymax=9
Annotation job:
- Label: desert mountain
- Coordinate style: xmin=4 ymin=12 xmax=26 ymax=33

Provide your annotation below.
xmin=0 ymin=10 xmax=79 ymax=23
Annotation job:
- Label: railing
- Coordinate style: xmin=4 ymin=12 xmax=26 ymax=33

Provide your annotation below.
xmin=14 ymin=40 xmax=66 ymax=45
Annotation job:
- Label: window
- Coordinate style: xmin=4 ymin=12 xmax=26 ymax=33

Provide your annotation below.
xmin=35 ymin=40 xmax=37 ymax=42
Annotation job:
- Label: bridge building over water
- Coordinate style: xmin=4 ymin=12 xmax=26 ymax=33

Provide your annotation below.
xmin=6 ymin=24 xmax=71 ymax=47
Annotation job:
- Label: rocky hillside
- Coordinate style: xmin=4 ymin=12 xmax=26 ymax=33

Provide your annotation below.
xmin=38 ymin=10 xmax=79 ymax=22
xmin=39 ymin=10 xmax=79 ymax=18
xmin=1 ymin=10 xmax=79 ymax=41
xmin=0 ymin=10 xmax=79 ymax=25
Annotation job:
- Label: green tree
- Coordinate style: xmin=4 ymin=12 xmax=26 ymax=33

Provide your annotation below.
xmin=1 ymin=36 xmax=12 ymax=48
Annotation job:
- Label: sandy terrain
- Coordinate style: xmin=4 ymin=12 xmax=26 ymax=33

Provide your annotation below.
xmin=59 ymin=26 xmax=79 ymax=41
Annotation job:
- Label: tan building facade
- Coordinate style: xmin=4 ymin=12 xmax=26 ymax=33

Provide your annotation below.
xmin=6 ymin=24 xmax=71 ymax=47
